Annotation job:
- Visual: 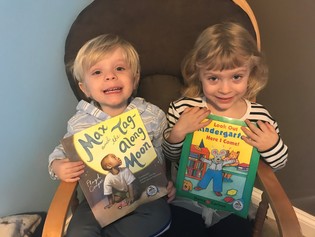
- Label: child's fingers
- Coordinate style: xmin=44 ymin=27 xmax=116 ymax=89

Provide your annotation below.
xmin=166 ymin=181 xmax=176 ymax=203
xmin=263 ymin=121 xmax=278 ymax=134
xmin=69 ymin=164 xmax=85 ymax=174
xmin=64 ymin=176 xmax=81 ymax=183
xmin=241 ymin=135 xmax=256 ymax=147
xmin=244 ymin=119 xmax=262 ymax=135
xmin=202 ymin=118 xmax=212 ymax=125
xmin=241 ymin=124 xmax=258 ymax=141
xmin=196 ymin=107 xmax=211 ymax=118
xmin=247 ymin=120 xmax=278 ymax=138
xmin=256 ymin=120 xmax=271 ymax=133
xmin=59 ymin=160 xmax=85 ymax=181
xmin=242 ymin=120 xmax=279 ymax=151
xmin=183 ymin=106 xmax=210 ymax=119
xmin=64 ymin=167 xmax=84 ymax=181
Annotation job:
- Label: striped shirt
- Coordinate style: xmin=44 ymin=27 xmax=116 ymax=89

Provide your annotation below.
xmin=162 ymin=97 xmax=288 ymax=172
xmin=48 ymin=97 xmax=167 ymax=179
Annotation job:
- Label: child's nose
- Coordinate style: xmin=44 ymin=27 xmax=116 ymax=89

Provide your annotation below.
xmin=105 ymin=76 xmax=116 ymax=80
xmin=219 ymin=81 xmax=231 ymax=93
xmin=105 ymin=72 xmax=117 ymax=80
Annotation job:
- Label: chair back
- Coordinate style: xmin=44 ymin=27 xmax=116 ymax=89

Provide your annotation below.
xmin=64 ymin=0 xmax=259 ymax=112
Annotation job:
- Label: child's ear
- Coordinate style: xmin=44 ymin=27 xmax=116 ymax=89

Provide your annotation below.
xmin=133 ymin=71 xmax=140 ymax=90
xmin=102 ymin=164 xmax=111 ymax=170
xmin=79 ymin=82 xmax=90 ymax=97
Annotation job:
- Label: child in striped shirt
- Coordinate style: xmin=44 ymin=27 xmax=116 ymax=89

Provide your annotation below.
xmin=163 ymin=22 xmax=288 ymax=233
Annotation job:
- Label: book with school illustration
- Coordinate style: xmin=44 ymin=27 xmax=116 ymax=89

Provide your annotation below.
xmin=62 ymin=108 xmax=168 ymax=227
xmin=176 ymin=114 xmax=260 ymax=218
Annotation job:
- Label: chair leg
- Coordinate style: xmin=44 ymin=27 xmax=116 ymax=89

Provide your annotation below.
xmin=253 ymin=192 xmax=269 ymax=237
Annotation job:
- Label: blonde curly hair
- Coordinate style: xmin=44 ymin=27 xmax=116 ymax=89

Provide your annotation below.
xmin=181 ymin=22 xmax=268 ymax=101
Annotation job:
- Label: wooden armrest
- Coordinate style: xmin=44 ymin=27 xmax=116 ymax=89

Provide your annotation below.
xmin=256 ymin=160 xmax=302 ymax=237
xmin=233 ymin=0 xmax=261 ymax=50
xmin=42 ymin=181 xmax=78 ymax=237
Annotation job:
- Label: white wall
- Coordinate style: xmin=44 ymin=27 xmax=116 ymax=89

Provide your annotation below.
xmin=0 ymin=0 xmax=92 ymax=217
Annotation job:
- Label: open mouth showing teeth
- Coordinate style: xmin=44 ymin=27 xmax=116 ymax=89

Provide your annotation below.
xmin=103 ymin=87 xmax=122 ymax=93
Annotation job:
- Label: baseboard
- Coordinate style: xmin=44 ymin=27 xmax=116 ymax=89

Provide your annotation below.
xmin=252 ymin=188 xmax=315 ymax=237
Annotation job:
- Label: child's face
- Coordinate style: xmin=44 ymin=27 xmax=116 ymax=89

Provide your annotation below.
xmin=199 ymin=66 xmax=250 ymax=116
xmin=103 ymin=154 xmax=122 ymax=170
xmin=79 ymin=47 xmax=138 ymax=116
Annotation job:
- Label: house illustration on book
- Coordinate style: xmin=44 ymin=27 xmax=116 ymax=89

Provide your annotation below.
xmin=186 ymin=139 xmax=241 ymax=180
xmin=177 ymin=114 xmax=260 ymax=218
xmin=186 ymin=139 xmax=209 ymax=180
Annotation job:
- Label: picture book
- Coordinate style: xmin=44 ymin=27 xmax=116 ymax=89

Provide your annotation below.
xmin=176 ymin=114 xmax=260 ymax=218
xmin=61 ymin=109 xmax=168 ymax=227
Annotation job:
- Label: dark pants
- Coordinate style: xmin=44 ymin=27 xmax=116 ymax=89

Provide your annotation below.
xmin=161 ymin=205 xmax=253 ymax=237
xmin=66 ymin=198 xmax=171 ymax=237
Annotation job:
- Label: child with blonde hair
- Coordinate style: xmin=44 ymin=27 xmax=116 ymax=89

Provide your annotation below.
xmin=163 ymin=22 xmax=288 ymax=235
xmin=49 ymin=34 xmax=175 ymax=237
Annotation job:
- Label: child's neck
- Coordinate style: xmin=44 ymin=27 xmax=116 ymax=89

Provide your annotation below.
xmin=206 ymin=98 xmax=247 ymax=119
xmin=101 ymin=105 xmax=128 ymax=117
xmin=111 ymin=167 xmax=120 ymax=175
xmin=97 ymin=97 xmax=131 ymax=117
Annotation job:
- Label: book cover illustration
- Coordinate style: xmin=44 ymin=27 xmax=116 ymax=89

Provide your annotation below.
xmin=176 ymin=114 xmax=260 ymax=218
xmin=62 ymin=109 xmax=168 ymax=227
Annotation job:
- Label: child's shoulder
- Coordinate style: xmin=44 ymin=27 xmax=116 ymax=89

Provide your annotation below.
xmin=246 ymin=100 xmax=275 ymax=123
xmin=247 ymin=100 xmax=269 ymax=113
xmin=131 ymin=97 xmax=165 ymax=115
xmin=67 ymin=100 xmax=103 ymax=132
xmin=173 ymin=96 xmax=203 ymax=103
xmin=170 ymin=96 xmax=204 ymax=109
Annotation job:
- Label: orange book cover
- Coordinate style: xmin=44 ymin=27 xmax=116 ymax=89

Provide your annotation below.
xmin=62 ymin=108 xmax=167 ymax=227
xmin=176 ymin=114 xmax=260 ymax=218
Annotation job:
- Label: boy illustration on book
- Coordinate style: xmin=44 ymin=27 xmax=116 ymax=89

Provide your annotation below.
xmin=194 ymin=149 xmax=236 ymax=196
xmin=101 ymin=153 xmax=138 ymax=209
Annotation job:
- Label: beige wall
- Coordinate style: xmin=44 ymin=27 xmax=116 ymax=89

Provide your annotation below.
xmin=247 ymin=0 xmax=315 ymax=216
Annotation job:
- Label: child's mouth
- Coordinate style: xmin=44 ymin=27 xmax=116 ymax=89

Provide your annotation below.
xmin=104 ymin=87 xmax=122 ymax=94
xmin=217 ymin=97 xmax=233 ymax=103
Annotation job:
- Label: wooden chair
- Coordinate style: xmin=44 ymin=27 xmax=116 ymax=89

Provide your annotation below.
xmin=42 ymin=0 xmax=302 ymax=236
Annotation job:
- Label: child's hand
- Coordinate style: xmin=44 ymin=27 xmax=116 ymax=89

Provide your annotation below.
xmin=166 ymin=181 xmax=176 ymax=203
xmin=51 ymin=158 xmax=85 ymax=182
xmin=125 ymin=196 xmax=135 ymax=205
xmin=168 ymin=107 xmax=211 ymax=143
xmin=241 ymin=120 xmax=279 ymax=152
